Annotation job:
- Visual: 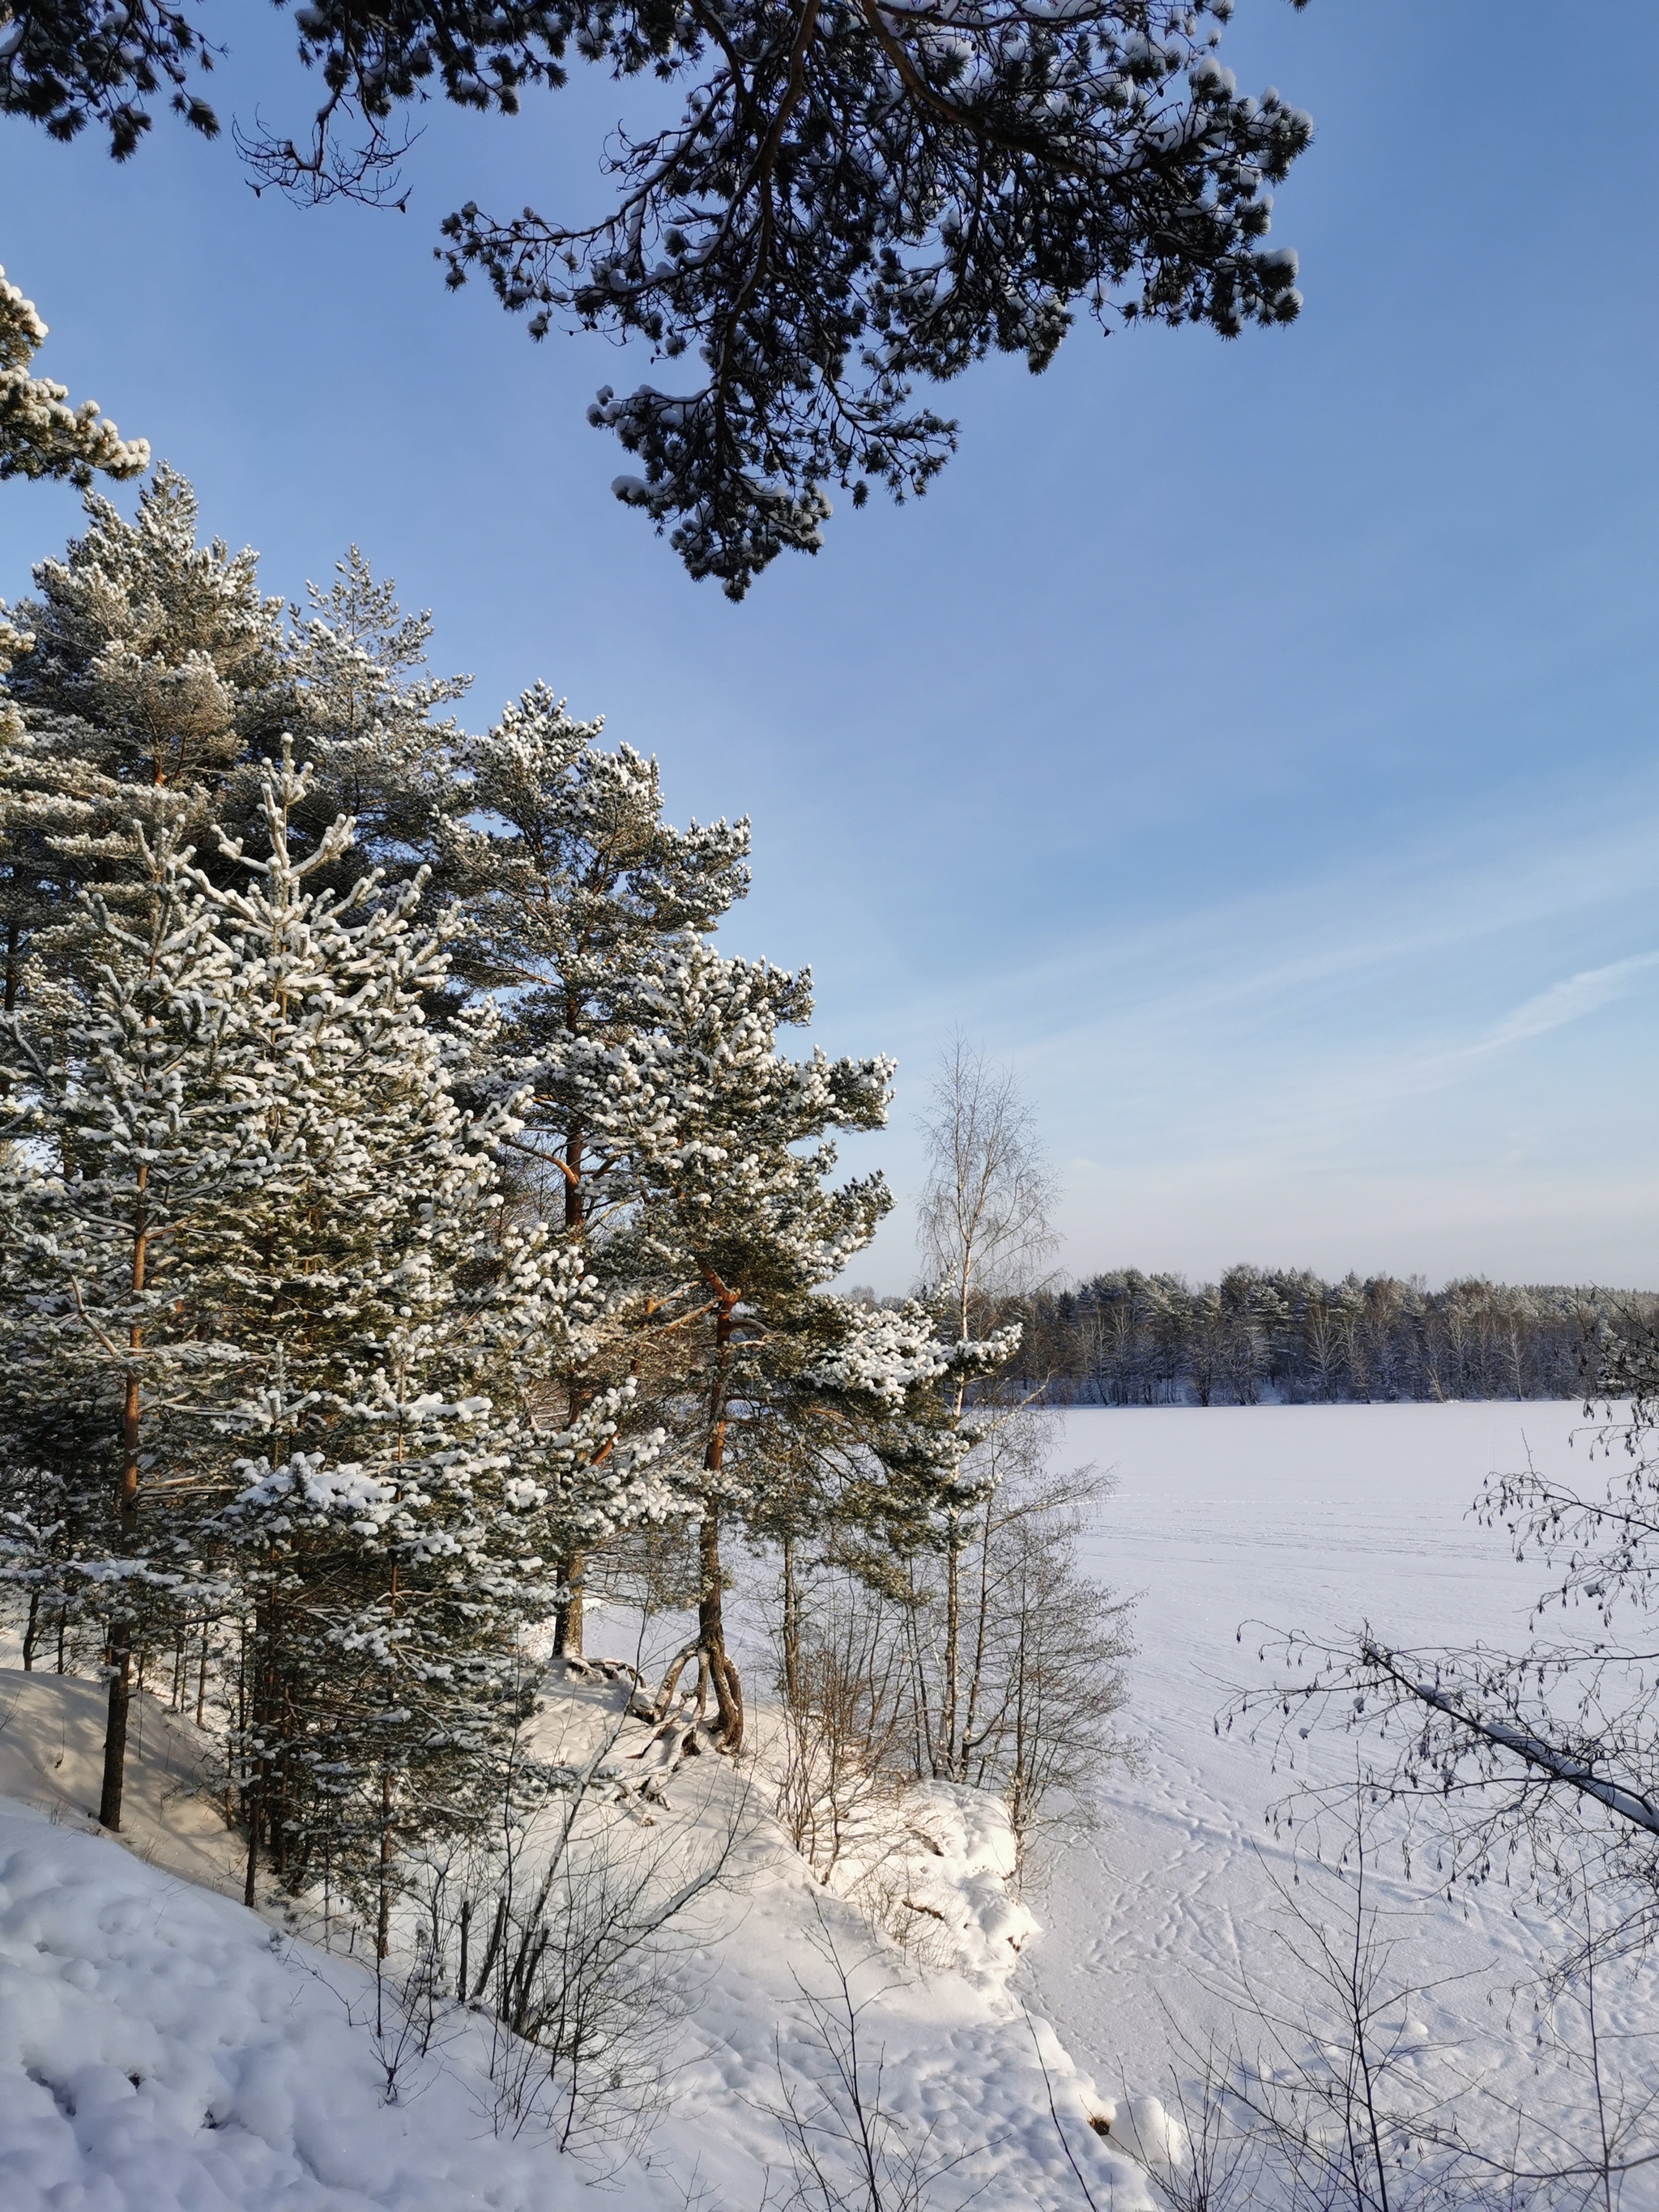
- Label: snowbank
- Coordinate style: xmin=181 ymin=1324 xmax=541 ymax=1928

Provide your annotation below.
xmin=0 ymin=1794 xmax=604 ymax=2212
xmin=0 ymin=1663 xmax=1150 ymax=2210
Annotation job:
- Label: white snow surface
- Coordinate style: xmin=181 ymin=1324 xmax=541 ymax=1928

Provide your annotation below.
xmin=6 ymin=1400 xmax=1658 ymax=2210
xmin=0 ymin=1661 xmax=1132 ymax=2211
xmin=1019 ymin=1401 xmax=1659 ymax=2197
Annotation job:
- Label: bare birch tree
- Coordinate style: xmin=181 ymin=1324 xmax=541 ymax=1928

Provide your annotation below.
xmin=917 ymin=1037 xmax=1057 ymax=1349
xmin=914 ymin=1038 xmax=1057 ymax=1780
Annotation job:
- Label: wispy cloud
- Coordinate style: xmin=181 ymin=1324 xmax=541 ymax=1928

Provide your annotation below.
xmin=847 ymin=758 xmax=1659 ymax=1068
xmin=838 ymin=755 xmax=1659 ymax=1292
xmin=931 ymin=778 xmax=1659 ymax=1208
xmin=1478 ymin=952 xmax=1659 ymax=1052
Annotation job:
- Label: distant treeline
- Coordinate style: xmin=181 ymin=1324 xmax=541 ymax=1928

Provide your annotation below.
xmin=995 ymin=1269 xmax=1659 ymax=1406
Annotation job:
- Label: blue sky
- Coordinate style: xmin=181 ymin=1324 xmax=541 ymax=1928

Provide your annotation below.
xmin=4 ymin=2 xmax=1657 ymax=1291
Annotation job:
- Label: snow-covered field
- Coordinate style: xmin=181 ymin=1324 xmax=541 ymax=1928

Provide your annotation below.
xmin=1024 ymin=1401 xmax=1659 ymax=2198
xmin=1024 ymin=1402 xmax=1563 ymax=2070
xmin=4 ymin=1400 xmax=1656 ymax=2210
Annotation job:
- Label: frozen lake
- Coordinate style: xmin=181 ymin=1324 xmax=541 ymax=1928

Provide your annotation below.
xmin=1021 ymin=1400 xmax=1648 ymax=2152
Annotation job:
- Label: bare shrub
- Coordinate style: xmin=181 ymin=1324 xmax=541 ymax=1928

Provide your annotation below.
xmin=773 ymin=1563 xmax=913 ymax=1889
xmin=476 ymin=1804 xmax=731 ymax=2162
xmin=458 ymin=1695 xmax=744 ymax=2167
xmin=901 ymin=1408 xmax=1137 ymax=1871
xmin=769 ymin=1915 xmax=980 ymax=2212
xmin=1138 ymin=1809 xmax=1659 ymax=2212
xmin=760 ymin=1405 xmax=1134 ymax=1933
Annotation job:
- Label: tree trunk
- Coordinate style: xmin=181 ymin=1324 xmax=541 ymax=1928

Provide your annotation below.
xmin=780 ymin=1535 xmax=802 ymax=1711
xmin=243 ymin=1607 xmax=264 ymax=1906
xmin=554 ymin=1103 xmax=589 ymax=1665
xmin=100 ymin=1173 xmax=147 ymax=1832
xmin=693 ymin=1286 xmax=745 ymax=1753
xmin=244 ymin=1763 xmax=260 ymax=1908
xmin=554 ymin=1550 xmax=586 ymax=1660
xmin=650 ymin=1287 xmax=745 ymax=1750
xmin=22 ymin=1589 xmax=39 ymax=1672
xmin=958 ymin=1500 xmax=996 ymax=1777
xmin=697 ymin=1504 xmax=744 ymax=1752
xmin=377 ymin=1771 xmax=394 ymax=1959
xmin=906 ymin=1559 xmax=938 ymax=1775
xmin=940 ymin=1515 xmax=961 ymax=1779
xmin=100 ymin=1625 xmax=133 ymax=1831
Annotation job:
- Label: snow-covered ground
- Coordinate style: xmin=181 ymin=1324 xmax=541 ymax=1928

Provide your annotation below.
xmin=0 ymin=1648 xmax=1140 ymax=2211
xmin=1022 ymin=1401 xmax=1659 ymax=2197
xmin=5 ymin=1399 xmax=1656 ymax=2210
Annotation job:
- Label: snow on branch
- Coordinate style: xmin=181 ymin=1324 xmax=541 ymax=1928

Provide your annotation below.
xmin=0 ymin=266 xmax=149 ymax=488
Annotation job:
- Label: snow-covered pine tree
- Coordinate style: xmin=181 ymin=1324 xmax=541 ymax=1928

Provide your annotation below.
xmin=253 ymin=546 xmax=472 ymax=897
xmin=0 ymin=818 xmax=275 ymax=1832
xmin=622 ymin=935 xmax=894 ymax=1752
xmin=2 ymin=488 xmax=484 ymax=1035
xmin=449 ymin=693 xmax=997 ymax=1724
xmin=198 ymin=744 xmax=634 ymax=1937
xmin=796 ymin=1296 xmax=1021 ymax=1546
xmin=0 ymin=609 xmax=40 ymax=1008
xmin=449 ymin=684 xmax=749 ymax=1657
xmin=1 ymin=731 xmax=650 ymax=1899
xmin=0 ymin=262 xmax=149 ymax=488
xmin=0 ymin=467 xmax=288 ymax=1010
xmin=0 ymin=611 xmax=23 ymax=742
xmin=753 ymin=1289 xmax=1021 ymax=1734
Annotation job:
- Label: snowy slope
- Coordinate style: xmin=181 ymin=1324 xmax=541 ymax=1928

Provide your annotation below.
xmin=0 ymin=1791 xmax=610 ymax=2212
xmin=0 ymin=1658 xmax=1147 ymax=2212
xmin=11 ymin=1399 xmax=1652 ymax=2212
xmin=0 ymin=1666 xmax=245 ymax=1899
